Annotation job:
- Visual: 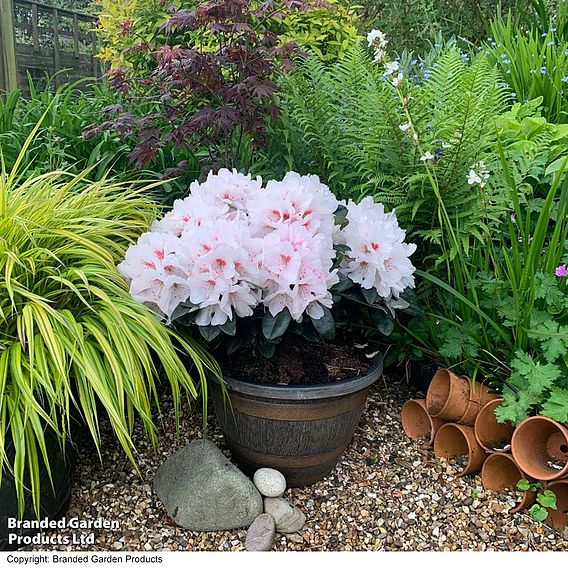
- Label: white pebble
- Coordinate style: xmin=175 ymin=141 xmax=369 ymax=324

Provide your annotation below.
xmin=253 ymin=468 xmax=287 ymax=498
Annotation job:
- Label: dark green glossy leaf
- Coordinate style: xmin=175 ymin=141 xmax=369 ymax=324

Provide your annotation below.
xmin=310 ymin=305 xmax=335 ymax=340
xmin=370 ymin=309 xmax=395 ymax=336
xmin=199 ymin=325 xmax=222 ymax=342
xmin=262 ymin=308 xmax=291 ymax=340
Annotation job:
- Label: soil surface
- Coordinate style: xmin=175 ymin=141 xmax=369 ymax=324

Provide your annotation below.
xmin=219 ymin=337 xmax=372 ymax=385
xmin=30 ymin=375 xmax=568 ymax=552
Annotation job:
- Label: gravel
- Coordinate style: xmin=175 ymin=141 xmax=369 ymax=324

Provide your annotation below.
xmin=31 ymin=376 xmax=568 ymax=552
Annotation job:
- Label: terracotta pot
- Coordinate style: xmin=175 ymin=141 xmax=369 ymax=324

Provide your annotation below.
xmin=401 ymin=399 xmax=445 ymax=445
xmin=546 ymin=479 xmax=568 ymax=531
xmin=426 ymin=369 xmax=470 ymax=422
xmin=456 ymin=400 xmax=482 ymax=426
xmin=474 ymin=399 xmax=515 ymax=453
xmin=481 ymin=453 xmax=535 ymax=513
xmin=468 ymin=380 xmax=498 ymax=407
xmin=433 ymin=423 xmax=488 ymax=476
xmin=511 ymin=417 xmax=568 ymax=481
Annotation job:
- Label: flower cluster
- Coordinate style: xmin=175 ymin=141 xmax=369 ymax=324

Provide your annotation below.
xmin=338 ymin=198 xmax=417 ymax=311
xmin=119 ymin=170 xmax=416 ymax=328
xmin=367 ymin=28 xmax=404 ymax=89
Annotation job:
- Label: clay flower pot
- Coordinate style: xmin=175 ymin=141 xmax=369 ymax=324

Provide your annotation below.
xmin=511 ymin=416 xmax=568 ymax=481
xmin=401 ymin=399 xmax=445 ymax=445
xmin=433 ymin=423 xmax=488 ymax=476
xmin=469 ymin=380 xmax=499 ymax=407
xmin=426 ymin=369 xmax=470 ymax=422
xmin=481 ymin=453 xmax=535 ymax=513
xmin=475 ymin=398 xmax=515 ymax=453
xmin=545 ymin=479 xmax=568 ymax=531
xmin=456 ymin=400 xmax=483 ymax=426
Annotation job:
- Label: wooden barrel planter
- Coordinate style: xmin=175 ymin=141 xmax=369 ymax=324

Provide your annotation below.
xmin=210 ymin=355 xmax=383 ymax=487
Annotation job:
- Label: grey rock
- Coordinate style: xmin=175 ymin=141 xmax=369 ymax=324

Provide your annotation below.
xmin=263 ymin=497 xmax=305 ymax=534
xmin=253 ymin=468 xmax=287 ymax=498
xmin=154 ymin=439 xmax=263 ymax=531
xmin=245 ymin=514 xmax=276 ymax=551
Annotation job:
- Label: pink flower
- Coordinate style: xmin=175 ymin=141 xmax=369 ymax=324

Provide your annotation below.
xmin=556 ymin=264 xmax=568 ymax=277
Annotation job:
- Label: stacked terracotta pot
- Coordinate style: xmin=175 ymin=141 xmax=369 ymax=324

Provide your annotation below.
xmin=401 ymin=368 xmax=568 ymax=529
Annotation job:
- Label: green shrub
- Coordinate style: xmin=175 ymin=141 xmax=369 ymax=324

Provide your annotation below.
xmin=96 ymin=0 xmax=360 ymax=73
xmin=269 ymin=42 xmax=508 ymax=260
xmin=0 ymin=125 xmax=219 ymax=515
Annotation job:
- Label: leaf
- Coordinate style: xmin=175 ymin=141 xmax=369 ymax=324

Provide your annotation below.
xmin=537 ymin=490 xmax=557 ymax=510
xmin=258 ymin=340 xmax=276 ymax=359
xmin=370 ymin=309 xmax=395 ymax=336
xmin=310 ymin=305 xmax=335 ymax=340
xmin=199 ymin=325 xmax=222 ymax=342
xmin=528 ymin=321 xmax=568 ymax=363
xmin=516 ymin=479 xmax=531 ymax=491
xmin=219 ymin=317 xmax=237 ymax=336
xmin=529 ymin=504 xmax=549 ymax=522
xmin=540 ymin=388 xmax=568 ymax=423
xmin=331 ymin=271 xmax=353 ymax=292
xmin=262 ymin=309 xmax=291 ymax=340
xmin=361 ymin=287 xmax=378 ymax=305
xmin=226 ymin=334 xmax=244 ymax=355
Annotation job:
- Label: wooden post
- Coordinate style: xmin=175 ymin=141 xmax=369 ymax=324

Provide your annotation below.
xmin=91 ymin=29 xmax=98 ymax=78
xmin=32 ymin=3 xmax=39 ymax=52
xmin=0 ymin=0 xmax=18 ymax=93
xmin=52 ymin=7 xmax=60 ymax=86
xmin=72 ymin=13 xmax=79 ymax=59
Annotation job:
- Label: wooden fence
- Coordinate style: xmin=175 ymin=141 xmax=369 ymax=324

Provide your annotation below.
xmin=0 ymin=0 xmax=100 ymax=94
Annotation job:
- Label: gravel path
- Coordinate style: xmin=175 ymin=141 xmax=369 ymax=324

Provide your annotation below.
xmin=32 ymin=376 xmax=568 ymax=552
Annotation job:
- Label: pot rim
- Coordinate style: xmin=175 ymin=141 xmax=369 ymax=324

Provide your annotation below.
xmin=210 ymin=353 xmax=383 ymax=400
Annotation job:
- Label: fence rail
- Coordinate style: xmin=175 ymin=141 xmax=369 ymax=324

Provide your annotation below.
xmin=0 ymin=0 xmax=100 ymax=95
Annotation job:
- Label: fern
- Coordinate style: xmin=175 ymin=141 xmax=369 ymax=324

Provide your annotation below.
xmin=274 ymin=43 xmax=509 ymax=262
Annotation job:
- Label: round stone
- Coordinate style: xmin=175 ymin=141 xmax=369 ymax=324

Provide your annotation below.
xmin=253 ymin=468 xmax=287 ymax=498
xmin=263 ymin=497 xmax=305 ymax=534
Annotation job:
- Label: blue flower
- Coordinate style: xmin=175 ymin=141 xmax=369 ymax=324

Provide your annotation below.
xmin=500 ymin=53 xmax=507 ymax=58
xmin=562 ymin=76 xmax=568 ymax=83
xmin=511 ymin=92 xmax=517 ymax=98
xmin=566 ymin=47 xmax=568 ymax=56
xmin=460 ymin=53 xmax=470 ymax=62
xmin=503 ymin=59 xmax=511 ymax=65
xmin=548 ymin=40 xmax=555 ymax=47
xmin=541 ymin=66 xmax=547 ymax=74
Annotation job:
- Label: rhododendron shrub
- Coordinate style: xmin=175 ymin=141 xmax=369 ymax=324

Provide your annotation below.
xmin=119 ymin=169 xmax=418 ymax=355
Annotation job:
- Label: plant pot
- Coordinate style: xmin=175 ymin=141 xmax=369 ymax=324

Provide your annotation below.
xmin=545 ymin=479 xmax=568 ymax=531
xmin=0 ymin=427 xmax=78 ymax=551
xmin=401 ymin=399 xmax=445 ymax=445
xmin=456 ymin=400 xmax=483 ymax=426
xmin=433 ymin=423 xmax=488 ymax=476
xmin=475 ymin=399 xmax=515 ymax=453
xmin=469 ymin=381 xmax=498 ymax=407
xmin=481 ymin=453 xmax=535 ymax=513
xmin=511 ymin=416 xmax=568 ymax=481
xmin=210 ymin=355 xmax=383 ymax=487
xmin=426 ymin=369 xmax=497 ymax=425
xmin=426 ymin=369 xmax=471 ymax=422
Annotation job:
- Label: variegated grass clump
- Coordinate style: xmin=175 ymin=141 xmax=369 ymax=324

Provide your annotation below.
xmin=0 ymin=133 xmax=219 ymax=516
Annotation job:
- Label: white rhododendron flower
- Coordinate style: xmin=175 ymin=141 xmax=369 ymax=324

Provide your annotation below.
xmin=119 ymin=170 xmax=416 ymax=328
xmin=338 ymin=197 xmax=416 ymax=300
